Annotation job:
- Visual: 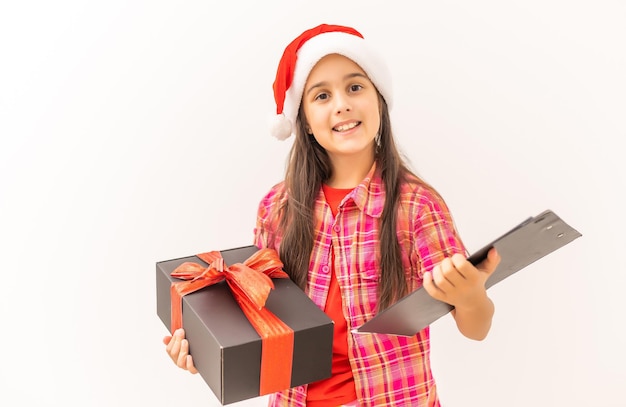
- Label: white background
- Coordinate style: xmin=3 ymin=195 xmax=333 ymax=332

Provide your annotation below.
xmin=1 ymin=1 xmax=624 ymax=406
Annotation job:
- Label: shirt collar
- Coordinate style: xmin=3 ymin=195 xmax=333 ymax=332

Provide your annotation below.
xmin=348 ymin=162 xmax=385 ymax=218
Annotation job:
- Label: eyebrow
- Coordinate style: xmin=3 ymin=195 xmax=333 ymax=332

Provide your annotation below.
xmin=305 ymin=72 xmax=369 ymax=97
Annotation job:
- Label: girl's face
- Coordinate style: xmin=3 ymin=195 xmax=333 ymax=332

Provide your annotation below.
xmin=301 ymin=54 xmax=380 ymax=164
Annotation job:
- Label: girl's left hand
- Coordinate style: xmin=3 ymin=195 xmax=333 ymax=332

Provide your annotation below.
xmin=423 ymin=248 xmax=501 ymax=309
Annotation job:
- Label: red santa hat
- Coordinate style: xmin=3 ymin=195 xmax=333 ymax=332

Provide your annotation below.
xmin=270 ymin=24 xmax=393 ymax=140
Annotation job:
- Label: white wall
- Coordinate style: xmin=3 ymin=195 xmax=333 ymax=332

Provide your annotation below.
xmin=1 ymin=1 xmax=624 ymax=406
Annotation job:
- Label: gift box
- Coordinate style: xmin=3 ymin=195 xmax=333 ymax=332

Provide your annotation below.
xmin=156 ymin=245 xmax=334 ymax=405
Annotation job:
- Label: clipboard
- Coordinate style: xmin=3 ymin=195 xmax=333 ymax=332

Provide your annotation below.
xmin=354 ymin=209 xmax=582 ymax=336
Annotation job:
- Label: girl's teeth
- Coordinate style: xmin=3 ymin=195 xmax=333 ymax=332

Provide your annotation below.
xmin=335 ymin=122 xmax=358 ymax=132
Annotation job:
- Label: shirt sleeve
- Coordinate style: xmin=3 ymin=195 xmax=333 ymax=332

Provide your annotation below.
xmin=253 ymin=197 xmax=270 ymax=249
xmin=253 ymin=183 xmax=285 ymax=251
xmin=413 ymin=191 xmax=467 ymax=275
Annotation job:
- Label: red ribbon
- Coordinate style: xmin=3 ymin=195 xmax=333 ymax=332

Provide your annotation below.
xmin=170 ymin=248 xmax=294 ymax=395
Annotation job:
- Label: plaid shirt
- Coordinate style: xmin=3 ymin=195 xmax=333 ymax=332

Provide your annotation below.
xmin=254 ymin=164 xmax=466 ymax=407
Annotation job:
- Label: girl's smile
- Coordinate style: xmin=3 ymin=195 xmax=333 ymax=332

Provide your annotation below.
xmin=333 ymin=120 xmax=361 ymax=133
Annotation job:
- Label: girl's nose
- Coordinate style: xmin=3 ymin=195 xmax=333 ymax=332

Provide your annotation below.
xmin=337 ymin=106 xmax=351 ymax=114
xmin=334 ymin=93 xmax=351 ymax=114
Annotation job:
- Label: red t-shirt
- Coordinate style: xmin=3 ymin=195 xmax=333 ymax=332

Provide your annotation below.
xmin=306 ymin=185 xmax=357 ymax=406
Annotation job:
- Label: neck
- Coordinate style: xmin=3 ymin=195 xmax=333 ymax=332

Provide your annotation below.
xmin=326 ymin=150 xmax=375 ymax=189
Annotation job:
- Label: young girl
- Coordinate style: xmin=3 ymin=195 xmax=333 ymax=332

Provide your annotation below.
xmin=165 ymin=24 xmax=501 ymax=407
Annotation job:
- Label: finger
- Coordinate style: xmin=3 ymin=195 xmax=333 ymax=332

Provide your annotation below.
xmin=167 ymin=329 xmax=184 ymax=359
xmin=488 ymin=247 xmax=501 ymax=264
xmin=440 ymin=254 xmax=473 ymax=287
xmin=423 ymin=270 xmax=435 ymax=291
xmin=434 ymin=259 xmax=456 ymax=290
xmin=477 ymin=248 xmax=501 ymax=274
xmin=177 ymin=339 xmax=191 ymax=369
xmin=425 ymin=264 xmax=451 ymax=298
xmin=163 ymin=335 xmax=172 ymax=346
xmin=422 ymin=271 xmax=444 ymax=300
xmin=186 ymin=355 xmax=199 ymax=374
xmin=450 ymin=253 xmax=471 ymax=278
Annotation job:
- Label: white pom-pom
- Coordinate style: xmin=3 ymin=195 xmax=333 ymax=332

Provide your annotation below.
xmin=269 ymin=113 xmax=293 ymax=140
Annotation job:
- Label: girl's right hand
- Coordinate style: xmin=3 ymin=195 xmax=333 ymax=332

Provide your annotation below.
xmin=163 ymin=328 xmax=199 ymax=374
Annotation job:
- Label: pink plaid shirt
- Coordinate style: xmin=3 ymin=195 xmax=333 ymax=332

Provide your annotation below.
xmin=254 ymin=164 xmax=466 ymax=407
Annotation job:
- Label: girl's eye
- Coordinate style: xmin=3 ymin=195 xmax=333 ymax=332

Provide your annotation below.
xmin=349 ymin=84 xmax=363 ymax=92
xmin=314 ymin=92 xmax=329 ymax=101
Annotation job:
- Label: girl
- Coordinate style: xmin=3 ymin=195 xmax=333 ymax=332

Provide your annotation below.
xmin=165 ymin=24 xmax=501 ymax=407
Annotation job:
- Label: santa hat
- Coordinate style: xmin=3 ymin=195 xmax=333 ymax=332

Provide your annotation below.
xmin=270 ymin=24 xmax=393 ymax=140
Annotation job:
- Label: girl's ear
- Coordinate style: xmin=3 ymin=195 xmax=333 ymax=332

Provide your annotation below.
xmin=306 ymin=125 xmax=313 ymax=135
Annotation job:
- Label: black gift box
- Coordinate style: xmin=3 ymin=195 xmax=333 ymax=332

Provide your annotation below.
xmin=156 ymin=245 xmax=334 ymax=405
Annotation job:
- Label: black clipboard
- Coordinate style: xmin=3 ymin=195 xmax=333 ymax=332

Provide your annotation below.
xmin=354 ymin=209 xmax=582 ymax=336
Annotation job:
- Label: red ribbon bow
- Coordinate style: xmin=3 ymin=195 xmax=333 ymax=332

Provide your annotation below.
xmin=170 ymin=248 xmax=294 ymax=395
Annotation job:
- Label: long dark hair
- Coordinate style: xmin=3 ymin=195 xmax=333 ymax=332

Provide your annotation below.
xmin=276 ymin=93 xmax=432 ymax=311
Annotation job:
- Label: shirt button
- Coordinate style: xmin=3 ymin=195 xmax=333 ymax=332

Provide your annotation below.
xmin=321 ymin=265 xmax=329 ymax=274
xmin=333 ymin=225 xmax=340 ymax=232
